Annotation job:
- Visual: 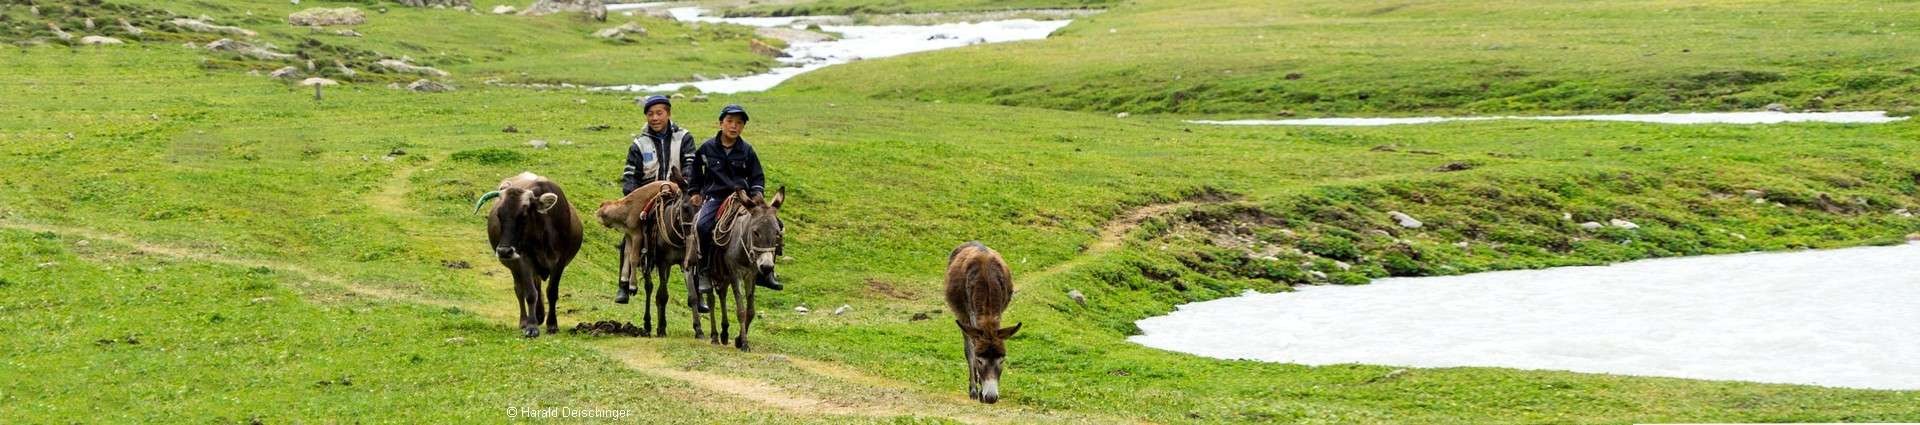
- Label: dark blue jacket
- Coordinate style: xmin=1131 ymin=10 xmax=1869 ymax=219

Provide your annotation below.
xmin=687 ymin=133 xmax=766 ymax=199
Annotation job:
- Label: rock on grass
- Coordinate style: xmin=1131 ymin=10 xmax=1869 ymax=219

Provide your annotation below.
xmin=288 ymin=8 xmax=366 ymax=26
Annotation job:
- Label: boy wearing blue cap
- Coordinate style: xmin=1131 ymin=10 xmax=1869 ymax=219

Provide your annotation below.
xmin=615 ymin=95 xmax=698 ymax=304
xmin=686 ymin=104 xmax=783 ymax=291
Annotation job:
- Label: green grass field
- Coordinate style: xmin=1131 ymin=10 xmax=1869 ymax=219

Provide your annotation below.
xmin=4 ymin=0 xmax=1919 ymax=423
xmin=781 ymin=0 xmax=1920 ymax=117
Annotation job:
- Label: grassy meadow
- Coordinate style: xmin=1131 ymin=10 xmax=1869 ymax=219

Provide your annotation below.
xmin=3 ymin=0 xmax=1918 ymax=423
xmin=782 ymin=0 xmax=1920 ymax=117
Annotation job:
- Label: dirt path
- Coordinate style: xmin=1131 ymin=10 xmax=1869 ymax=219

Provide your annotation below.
xmin=0 ymin=196 xmax=1197 ymax=424
xmin=1028 ymin=201 xmax=1196 ymax=281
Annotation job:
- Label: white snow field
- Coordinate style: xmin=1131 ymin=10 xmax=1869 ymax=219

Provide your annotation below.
xmin=1188 ymin=111 xmax=1909 ymax=126
xmin=1130 ymin=243 xmax=1920 ymax=390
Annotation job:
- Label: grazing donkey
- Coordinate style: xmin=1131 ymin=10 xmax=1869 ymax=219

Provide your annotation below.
xmin=696 ymin=188 xmax=785 ymax=351
xmin=593 ymin=177 xmax=696 ymax=337
xmin=475 ymin=172 xmax=583 ymax=338
xmin=945 ymin=241 xmax=1023 ymax=404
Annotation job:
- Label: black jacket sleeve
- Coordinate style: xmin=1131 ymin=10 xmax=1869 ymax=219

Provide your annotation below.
xmin=745 ymin=145 xmax=766 ymax=198
xmin=621 ymin=140 xmax=645 ymax=195
xmin=686 ymin=144 xmax=708 ymax=197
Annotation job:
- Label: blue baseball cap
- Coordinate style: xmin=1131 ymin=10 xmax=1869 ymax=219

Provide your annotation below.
xmin=717 ymin=104 xmax=749 ymax=122
xmin=640 ymin=95 xmax=671 ymax=112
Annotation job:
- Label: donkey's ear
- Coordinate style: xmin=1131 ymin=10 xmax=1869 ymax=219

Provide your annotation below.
xmin=997 ymin=322 xmax=1023 ymax=339
xmin=955 ymin=320 xmax=982 ymax=337
xmin=769 ymin=186 xmax=785 ymax=209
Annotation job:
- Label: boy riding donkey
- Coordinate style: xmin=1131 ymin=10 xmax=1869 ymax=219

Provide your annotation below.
xmin=685 ymin=104 xmax=784 ymax=299
xmin=616 ymin=95 xmax=697 ymax=307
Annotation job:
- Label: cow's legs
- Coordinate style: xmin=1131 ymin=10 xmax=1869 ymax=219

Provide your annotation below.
xmin=615 ymin=238 xmax=634 ymax=304
xmin=509 ymin=267 xmax=537 ymax=338
xmin=545 ymin=266 xmax=565 ymax=335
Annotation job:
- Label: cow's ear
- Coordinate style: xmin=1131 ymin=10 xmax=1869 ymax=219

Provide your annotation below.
xmin=537 ymin=193 xmax=560 ymax=214
xmin=997 ymin=322 xmax=1023 ymax=339
xmin=770 ymin=186 xmax=785 ymax=209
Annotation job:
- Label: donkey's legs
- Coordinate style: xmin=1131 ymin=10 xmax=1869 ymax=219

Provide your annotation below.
xmin=717 ymin=280 xmax=732 ymax=345
xmin=687 ymin=269 xmax=704 ymax=339
xmin=652 ymin=259 xmax=671 ymax=337
xmin=733 ymin=280 xmax=753 ymax=351
xmin=964 ymin=338 xmax=980 ymax=400
xmin=639 ymin=252 xmax=654 ymax=334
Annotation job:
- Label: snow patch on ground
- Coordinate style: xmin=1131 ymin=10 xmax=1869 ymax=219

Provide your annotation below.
xmin=1130 ymin=243 xmax=1920 ymax=390
xmin=1188 ymin=111 xmax=1909 ymax=126
xmin=597 ymin=7 xmax=1070 ymax=94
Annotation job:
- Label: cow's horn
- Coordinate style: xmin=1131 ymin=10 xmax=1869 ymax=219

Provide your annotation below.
xmin=472 ymin=190 xmax=502 ymax=214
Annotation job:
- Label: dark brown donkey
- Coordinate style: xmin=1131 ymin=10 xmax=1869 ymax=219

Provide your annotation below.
xmin=474 ymin=172 xmax=583 ymax=338
xmin=593 ymin=178 xmax=695 ymax=337
xmin=945 ymin=241 xmax=1023 ymax=404
xmin=697 ymin=188 xmax=785 ymax=351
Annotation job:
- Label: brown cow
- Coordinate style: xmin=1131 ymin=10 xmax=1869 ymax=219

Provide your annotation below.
xmin=945 ymin=241 xmax=1023 ymax=404
xmin=474 ymin=172 xmax=583 ymax=338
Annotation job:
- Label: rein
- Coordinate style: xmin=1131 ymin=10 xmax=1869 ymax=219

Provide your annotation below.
xmin=647 ymin=187 xmax=691 ymax=248
xmin=713 ymin=193 xmax=779 ymax=256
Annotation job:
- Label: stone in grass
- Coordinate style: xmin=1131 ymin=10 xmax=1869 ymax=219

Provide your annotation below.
xmin=80 ymin=36 xmax=124 ymax=46
xmin=1609 ymin=219 xmax=1639 ymax=230
xmin=1388 ymin=211 xmax=1423 ymax=228
xmin=377 ymin=59 xmax=450 ymax=77
xmin=287 ymin=7 xmax=366 ymax=26
xmin=268 ymin=66 xmax=301 ymax=79
xmin=833 ymin=304 xmax=851 ymax=315
xmin=1067 ymin=289 xmax=1086 ymax=306
xmin=1579 ymin=222 xmax=1604 ymax=230
xmin=406 ymin=79 xmax=453 ymax=92
xmin=527 ymin=139 xmax=548 ymax=149
xmin=594 ymin=22 xmax=647 ymax=38
xmin=795 ymin=305 xmax=810 ymax=314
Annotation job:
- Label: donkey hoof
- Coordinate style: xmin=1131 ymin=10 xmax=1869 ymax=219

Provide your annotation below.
xmin=734 ymin=338 xmax=750 ymax=352
xmin=545 ymin=325 xmax=558 ymax=335
xmin=654 ymin=328 xmax=668 ymax=338
xmin=523 ymin=327 xmax=541 ymax=338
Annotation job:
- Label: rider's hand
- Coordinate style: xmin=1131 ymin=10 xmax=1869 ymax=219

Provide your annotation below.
xmin=689 ymin=194 xmax=704 ymax=205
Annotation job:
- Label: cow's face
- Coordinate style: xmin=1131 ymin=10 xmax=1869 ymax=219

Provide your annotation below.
xmin=494 ymin=187 xmax=559 ymax=260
